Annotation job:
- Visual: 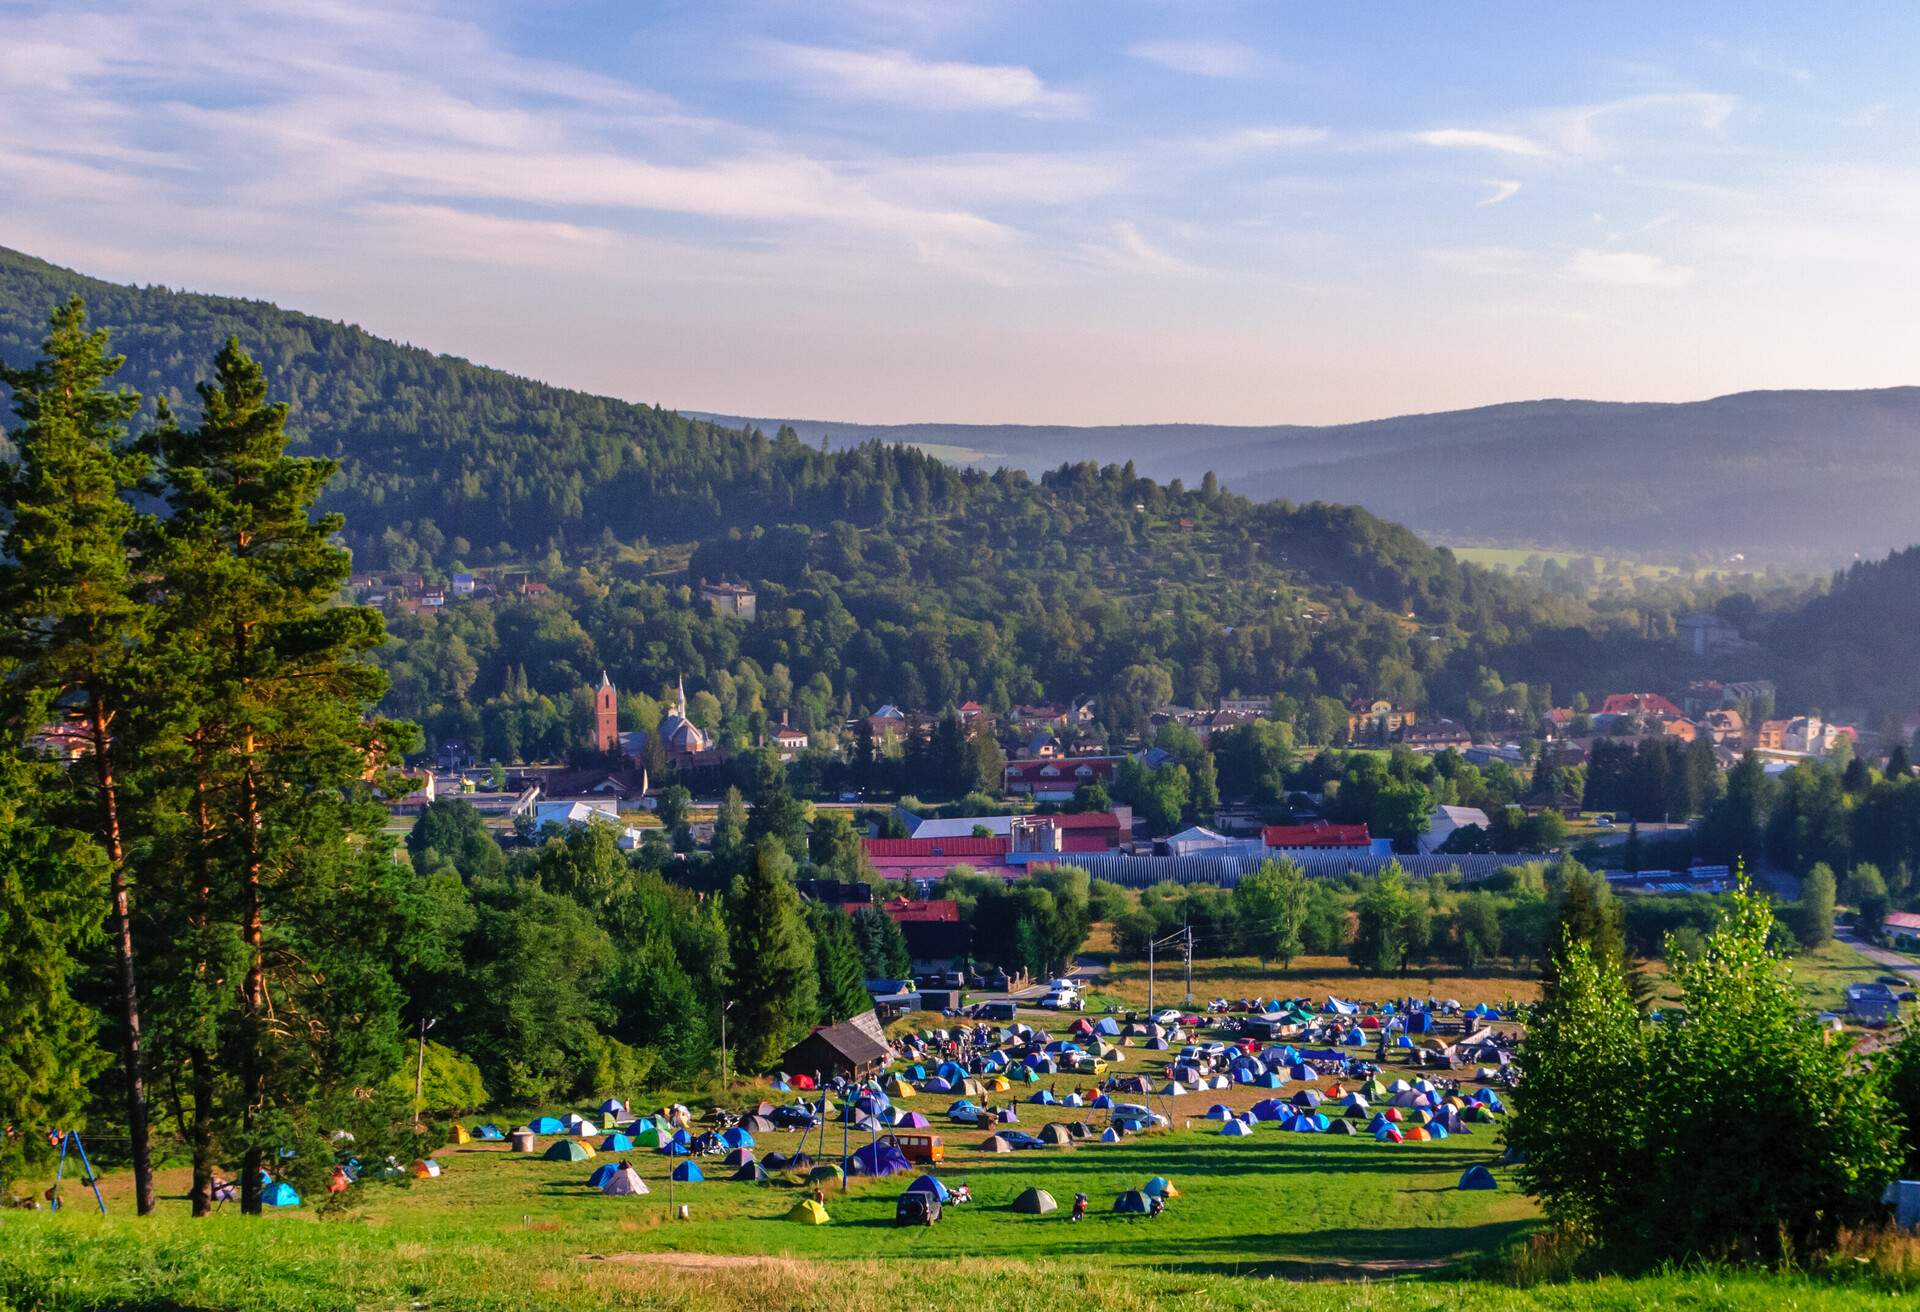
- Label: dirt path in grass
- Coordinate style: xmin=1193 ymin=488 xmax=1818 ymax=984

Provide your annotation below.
xmin=580 ymin=1252 xmax=786 ymax=1271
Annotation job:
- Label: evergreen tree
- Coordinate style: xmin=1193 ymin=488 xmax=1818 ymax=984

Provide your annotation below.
xmin=808 ymin=902 xmax=872 ymax=1023
xmin=0 ymin=298 xmax=159 ymax=1213
xmin=712 ymin=786 xmax=749 ymax=871
xmin=725 ymin=840 xmax=818 ymax=1071
xmin=1888 ymin=744 xmax=1913 ymax=779
xmin=149 ymin=336 xmax=418 ymax=1214
xmin=851 ymin=906 xmax=912 ymax=978
xmin=0 ymin=753 xmax=108 ymax=1196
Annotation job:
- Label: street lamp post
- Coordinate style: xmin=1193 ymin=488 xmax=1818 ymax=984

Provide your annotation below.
xmin=413 ymin=1017 xmax=436 ymax=1124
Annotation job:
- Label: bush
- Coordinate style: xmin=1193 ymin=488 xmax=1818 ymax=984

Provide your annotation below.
xmin=1515 ymin=885 xmax=1901 ymax=1267
xmin=387 ymin=1040 xmax=490 ymax=1115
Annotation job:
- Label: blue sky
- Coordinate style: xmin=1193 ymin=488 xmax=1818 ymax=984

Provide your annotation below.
xmin=5 ymin=1 xmax=1918 ymax=423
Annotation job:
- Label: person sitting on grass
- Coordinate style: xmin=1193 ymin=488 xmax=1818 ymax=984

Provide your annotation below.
xmin=951 ymin=1182 xmax=971 ymax=1204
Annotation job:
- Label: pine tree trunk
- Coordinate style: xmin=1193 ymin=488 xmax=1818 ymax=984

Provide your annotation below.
xmin=188 ymin=755 xmax=217 ymax=1219
xmin=90 ymin=698 xmax=155 ymax=1216
xmin=238 ymin=746 xmax=267 ymax=1217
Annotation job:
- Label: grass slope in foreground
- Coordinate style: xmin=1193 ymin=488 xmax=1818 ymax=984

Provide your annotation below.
xmin=3 ymin=1118 xmax=1910 ymax=1312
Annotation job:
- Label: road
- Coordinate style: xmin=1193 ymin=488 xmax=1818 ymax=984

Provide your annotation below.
xmin=1836 ymin=926 xmax=1920 ymax=984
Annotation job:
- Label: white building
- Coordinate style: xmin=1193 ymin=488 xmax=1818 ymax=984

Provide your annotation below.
xmin=1418 ymin=805 xmax=1491 ymax=854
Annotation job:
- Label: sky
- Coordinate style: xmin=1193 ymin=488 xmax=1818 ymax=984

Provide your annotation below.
xmin=5 ymin=0 xmax=1920 ymax=425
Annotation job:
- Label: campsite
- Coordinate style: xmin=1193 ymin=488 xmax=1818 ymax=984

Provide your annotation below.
xmin=0 ymin=990 xmax=1885 ymax=1312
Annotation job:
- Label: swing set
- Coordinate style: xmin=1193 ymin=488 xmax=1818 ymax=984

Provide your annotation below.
xmin=42 ymin=1128 xmax=109 ymax=1215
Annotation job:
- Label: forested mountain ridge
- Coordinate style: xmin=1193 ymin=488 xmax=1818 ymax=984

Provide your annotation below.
xmin=0 ymin=247 xmax=1733 ymax=757
xmin=700 ymin=386 xmax=1920 ymax=563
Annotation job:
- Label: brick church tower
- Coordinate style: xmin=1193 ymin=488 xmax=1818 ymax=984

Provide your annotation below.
xmin=594 ymin=671 xmax=619 ymax=753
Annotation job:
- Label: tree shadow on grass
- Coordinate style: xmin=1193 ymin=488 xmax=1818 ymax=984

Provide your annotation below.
xmin=1147 ymin=1219 xmax=1537 ymax=1280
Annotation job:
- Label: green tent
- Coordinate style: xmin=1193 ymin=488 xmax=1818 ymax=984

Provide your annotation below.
xmin=544 ymin=1139 xmax=593 ymax=1162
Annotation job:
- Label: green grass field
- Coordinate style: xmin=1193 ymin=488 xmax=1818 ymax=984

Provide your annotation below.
xmin=3 ymin=985 xmax=1910 ymax=1311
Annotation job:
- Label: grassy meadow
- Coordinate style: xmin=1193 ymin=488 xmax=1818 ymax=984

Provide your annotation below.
xmin=2 ymin=983 xmax=1911 ymax=1311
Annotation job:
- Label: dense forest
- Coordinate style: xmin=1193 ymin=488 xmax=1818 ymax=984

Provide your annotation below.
xmin=705 ymin=387 xmax=1920 ymax=564
xmin=2 ymin=247 xmax=1907 ymax=759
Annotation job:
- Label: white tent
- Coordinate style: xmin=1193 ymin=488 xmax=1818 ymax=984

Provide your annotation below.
xmin=602 ymin=1164 xmax=650 ymax=1196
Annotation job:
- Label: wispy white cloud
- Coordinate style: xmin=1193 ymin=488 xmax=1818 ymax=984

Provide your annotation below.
xmin=1087 ymin=221 xmax=1209 ymax=276
xmin=1425 ymin=246 xmax=1531 ymax=276
xmin=1564 ymin=248 xmax=1694 ymax=287
xmin=1410 ymin=128 xmax=1549 ymax=158
xmin=1126 ymin=38 xmax=1259 ymax=79
xmin=1188 ymin=126 xmax=1331 ymax=159
xmin=1478 ymin=179 xmax=1522 ymax=207
xmin=763 ymin=42 xmax=1087 ymax=116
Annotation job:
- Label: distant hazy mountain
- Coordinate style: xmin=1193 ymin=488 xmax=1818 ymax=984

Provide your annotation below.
xmin=696 ymin=390 xmax=1920 ymax=565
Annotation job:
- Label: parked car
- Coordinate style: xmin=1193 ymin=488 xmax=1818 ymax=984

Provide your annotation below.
xmin=999 ymin=1131 xmax=1047 ymax=1150
xmin=896 ymin=1193 xmax=942 ymax=1226
xmin=974 ymin=1001 xmax=1017 ymax=1022
xmin=1878 ymin=975 xmax=1907 ymax=987
xmin=1152 ymin=1009 xmax=1183 ymax=1026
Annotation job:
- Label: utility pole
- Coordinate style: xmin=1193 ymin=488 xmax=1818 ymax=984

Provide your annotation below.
xmin=413 ymin=1017 xmax=436 ymax=1124
xmin=1146 ymin=929 xmax=1185 ymax=1018
xmin=1184 ymin=922 xmax=1194 ymax=1007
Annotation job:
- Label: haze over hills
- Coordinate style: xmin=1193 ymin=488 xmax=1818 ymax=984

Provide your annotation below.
xmin=697 ymin=389 xmax=1920 ymax=565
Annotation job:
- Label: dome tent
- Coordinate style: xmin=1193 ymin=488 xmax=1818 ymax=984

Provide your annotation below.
xmin=787 ymin=1198 xmax=831 ymax=1224
xmin=904 ymin=1174 xmax=950 ymax=1202
xmin=602 ymin=1164 xmax=648 ymax=1195
xmin=1113 ymin=1189 xmax=1152 ymax=1215
xmin=731 ymin=1161 xmax=772 ymax=1183
xmin=1012 ymin=1187 xmax=1057 ymax=1214
xmin=670 ymin=1161 xmax=705 ymax=1182
xmin=544 ymin=1139 xmax=593 ymax=1162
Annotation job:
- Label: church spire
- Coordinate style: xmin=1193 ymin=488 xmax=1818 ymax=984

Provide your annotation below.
xmin=677 ymin=673 xmax=687 ymax=716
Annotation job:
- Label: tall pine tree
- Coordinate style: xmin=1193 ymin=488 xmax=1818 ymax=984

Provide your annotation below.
xmin=725 ymin=840 xmax=817 ymax=1071
xmin=0 ymin=299 xmax=159 ymax=1213
xmin=149 ymin=337 xmax=418 ymax=1213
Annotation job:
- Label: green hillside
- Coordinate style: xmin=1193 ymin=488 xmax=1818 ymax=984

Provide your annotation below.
xmin=700 ymin=385 xmax=1920 ymax=565
xmin=0 ymin=247 xmax=1615 ymax=752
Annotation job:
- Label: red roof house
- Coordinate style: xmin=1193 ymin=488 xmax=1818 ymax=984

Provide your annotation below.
xmin=1262 ymin=821 xmax=1373 ymax=850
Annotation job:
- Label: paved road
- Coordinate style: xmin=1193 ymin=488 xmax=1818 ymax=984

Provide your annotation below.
xmin=1837 ymin=926 xmax=1920 ymax=983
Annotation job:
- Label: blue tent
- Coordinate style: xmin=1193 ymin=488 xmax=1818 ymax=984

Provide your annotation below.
xmin=473 ymin=1123 xmax=505 ymax=1141
xmin=656 ymin=1139 xmax=690 ymax=1157
xmin=1395 ymin=1036 xmax=1416 ymax=1049
xmin=1342 ymin=1028 xmax=1366 ymax=1045
xmin=1409 ymin=1011 xmax=1434 ymax=1034
xmin=1459 ymin=1165 xmax=1497 ymax=1191
xmin=904 ymin=1173 xmax=950 ymax=1202
xmin=529 ymin=1116 xmax=565 ymax=1134
xmin=1095 ymin=1017 xmax=1121 ymax=1035
xmin=670 ymin=1161 xmax=704 ymax=1182
xmin=1219 ymin=1119 xmax=1254 ymax=1137
xmin=588 ymin=1163 xmax=619 ymax=1188
xmin=1030 ymin=1089 xmax=1056 ymax=1105
xmin=1286 ymin=1063 xmax=1313 ymax=1081
xmin=1100 ymin=1127 xmax=1122 ymax=1143
xmin=848 ymin=1139 xmax=912 ymax=1177
xmin=262 ymin=1180 xmax=301 ymax=1207
xmin=627 ymin=1116 xmax=654 ymax=1133
xmin=937 ymin=1060 xmax=968 ymax=1083
xmin=1203 ymin=1103 xmax=1235 ymax=1120
xmin=1089 ymin=1094 xmax=1114 ymax=1110
xmin=1142 ymin=1176 xmax=1176 ymax=1197
xmin=1114 ymin=1189 xmax=1151 ymax=1214
xmin=601 ymin=1132 xmax=634 ymax=1152
xmin=719 ymin=1128 xmax=754 ymax=1148
xmin=920 ymin=1077 xmax=952 ymax=1094
xmin=1249 ymin=1099 xmax=1288 ymax=1121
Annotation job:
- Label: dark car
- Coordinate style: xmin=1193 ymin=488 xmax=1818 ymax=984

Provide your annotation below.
xmin=895 ymin=1193 xmax=942 ymax=1225
xmin=770 ymin=1105 xmax=821 ymax=1130
xmin=1000 ymin=1131 xmax=1046 ymax=1150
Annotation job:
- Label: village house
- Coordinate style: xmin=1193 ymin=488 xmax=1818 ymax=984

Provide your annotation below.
xmin=1676 ymin=613 xmax=1740 ymax=656
xmin=1398 ymin=719 xmax=1472 ymax=752
xmin=1701 ymin=707 xmax=1747 ymax=746
xmin=1003 ymin=755 xmax=1123 ymax=801
xmin=1598 ymin=692 xmax=1686 ymax=719
xmin=1346 ymin=697 xmax=1415 ymax=741
xmin=696 ymin=579 xmax=757 ymax=621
